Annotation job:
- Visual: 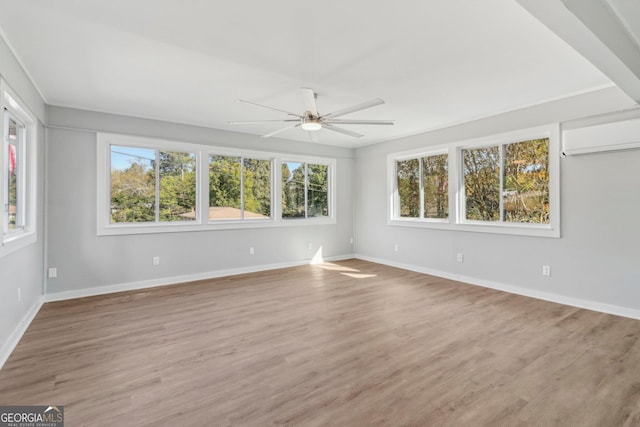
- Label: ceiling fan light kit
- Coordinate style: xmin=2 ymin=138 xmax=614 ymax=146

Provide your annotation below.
xmin=301 ymin=116 xmax=322 ymax=131
xmin=231 ymin=87 xmax=394 ymax=139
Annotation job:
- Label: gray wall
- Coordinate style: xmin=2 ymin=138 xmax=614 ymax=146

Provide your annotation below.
xmin=45 ymin=107 xmax=355 ymax=295
xmin=0 ymin=35 xmax=46 ymax=358
xmin=354 ymin=87 xmax=640 ymax=314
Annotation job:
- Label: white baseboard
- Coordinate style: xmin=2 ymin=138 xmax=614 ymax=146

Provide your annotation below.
xmin=0 ymin=296 xmax=44 ymax=371
xmin=354 ymin=254 xmax=459 ymax=282
xmin=45 ymin=254 xmax=356 ymax=302
xmin=354 ymin=253 xmax=640 ymax=321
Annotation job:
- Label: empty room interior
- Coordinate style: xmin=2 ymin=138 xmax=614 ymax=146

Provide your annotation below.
xmin=1 ymin=0 xmax=640 ymax=425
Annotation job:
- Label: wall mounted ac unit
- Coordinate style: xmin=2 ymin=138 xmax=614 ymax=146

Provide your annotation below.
xmin=562 ymin=118 xmax=640 ymax=156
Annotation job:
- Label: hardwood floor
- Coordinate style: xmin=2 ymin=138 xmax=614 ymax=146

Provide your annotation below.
xmin=1 ymin=259 xmax=640 ymax=426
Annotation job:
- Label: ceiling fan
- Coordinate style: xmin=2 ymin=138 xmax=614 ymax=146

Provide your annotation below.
xmin=229 ymin=88 xmax=394 ymax=139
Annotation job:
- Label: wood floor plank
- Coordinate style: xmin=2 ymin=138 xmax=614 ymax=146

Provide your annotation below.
xmin=1 ymin=259 xmax=639 ymax=426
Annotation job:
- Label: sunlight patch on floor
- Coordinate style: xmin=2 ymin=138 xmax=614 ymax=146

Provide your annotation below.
xmin=314 ymin=262 xmax=359 ymax=272
xmin=340 ymin=273 xmax=377 ymax=279
xmin=312 ymin=259 xmax=378 ymax=279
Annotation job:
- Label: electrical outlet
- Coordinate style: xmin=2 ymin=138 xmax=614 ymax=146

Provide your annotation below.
xmin=307 ymin=243 xmax=312 ymax=250
xmin=249 ymin=247 xmax=255 ymax=255
xmin=542 ymin=265 xmax=551 ymax=276
xmin=152 ymin=256 xmax=160 ymax=266
xmin=457 ymin=253 xmax=464 ymax=263
xmin=394 ymin=243 xmax=399 ymax=252
xmin=48 ymin=267 xmax=57 ymax=278
xmin=349 ymin=237 xmax=354 ymax=244
xmin=17 ymin=287 xmax=21 ymax=302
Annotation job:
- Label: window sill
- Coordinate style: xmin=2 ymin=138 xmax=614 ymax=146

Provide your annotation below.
xmin=0 ymin=230 xmax=37 ymax=258
xmin=388 ymin=218 xmax=559 ymax=238
xmin=97 ymin=217 xmax=337 ymax=236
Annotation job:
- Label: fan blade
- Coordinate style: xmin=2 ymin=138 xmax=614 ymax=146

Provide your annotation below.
xmin=301 ymin=87 xmax=319 ymax=117
xmin=324 ymin=98 xmax=385 ymax=119
xmin=323 ymin=119 xmax=394 ymax=125
xmin=237 ymin=99 xmax=302 ymax=118
xmin=229 ymin=119 xmax=299 ymax=124
xmin=262 ymin=123 xmax=301 ymax=138
xmin=323 ymin=123 xmax=364 ymax=138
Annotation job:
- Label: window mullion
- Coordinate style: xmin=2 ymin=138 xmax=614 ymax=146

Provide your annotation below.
xmin=304 ymin=163 xmax=308 ymax=219
xmin=240 ymin=158 xmax=245 ymax=220
xmin=457 ymin=148 xmax=465 ymax=223
xmin=499 ymin=144 xmax=505 ymax=223
xmin=155 ymin=150 xmax=160 ymax=223
xmin=271 ymin=158 xmax=277 ymax=220
xmin=419 ymin=157 xmax=424 ymax=219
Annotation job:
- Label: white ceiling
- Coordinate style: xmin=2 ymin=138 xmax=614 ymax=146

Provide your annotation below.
xmin=0 ymin=0 xmax=627 ymax=147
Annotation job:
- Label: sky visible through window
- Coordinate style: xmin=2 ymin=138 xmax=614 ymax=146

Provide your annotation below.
xmin=284 ymin=162 xmax=301 ymax=180
xmin=111 ymin=146 xmax=154 ymax=170
xmin=112 ymin=147 xmax=303 ymax=177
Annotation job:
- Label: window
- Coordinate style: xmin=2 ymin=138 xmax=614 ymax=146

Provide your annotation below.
xmin=4 ymin=113 xmax=25 ymax=232
xmin=1 ymin=81 xmax=37 ymax=256
xmin=282 ymin=161 xmax=329 ymax=219
xmin=97 ymin=133 xmax=335 ymax=235
xmin=110 ymin=146 xmax=196 ymax=223
xmin=209 ymin=155 xmax=271 ymax=220
xmin=396 ymin=159 xmax=419 ymax=218
xmin=423 ymin=153 xmax=449 ymax=219
xmin=388 ymin=125 xmax=559 ymax=237
xmin=395 ymin=153 xmax=448 ymax=220
xmin=462 ymin=146 xmax=500 ymax=221
xmin=462 ymin=138 xmax=549 ymax=224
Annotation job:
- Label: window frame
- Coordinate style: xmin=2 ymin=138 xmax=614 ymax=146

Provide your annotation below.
xmin=98 ymin=135 xmax=202 ymax=234
xmin=110 ymin=144 xmax=199 ymax=225
xmin=0 ymin=80 xmax=37 ymax=258
xmin=388 ymin=124 xmax=560 ymax=238
xmin=281 ymin=159 xmax=334 ymax=221
xmin=97 ymin=133 xmax=336 ymax=236
xmin=393 ymin=149 xmax=449 ymax=223
xmin=207 ymin=151 xmax=275 ymax=224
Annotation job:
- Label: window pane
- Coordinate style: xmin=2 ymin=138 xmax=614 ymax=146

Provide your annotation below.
xmin=397 ymin=159 xmax=419 ymax=218
xmin=307 ymin=164 xmax=328 ymax=218
xmin=463 ymin=146 xmax=500 ymax=221
xmin=209 ymin=155 xmax=241 ymax=220
xmin=159 ymin=151 xmax=196 ymax=222
xmin=6 ymin=117 xmax=20 ymax=231
xmin=423 ymin=154 xmax=448 ymax=219
xmin=282 ymin=162 xmax=305 ymax=218
xmin=110 ymin=146 xmax=155 ymax=223
xmin=243 ymin=158 xmax=271 ymax=219
xmin=503 ymin=138 xmax=550 ymax=224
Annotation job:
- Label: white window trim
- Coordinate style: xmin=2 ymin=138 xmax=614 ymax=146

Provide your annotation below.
xmin=97 ymin=133 xmax=337 ymax=236
xmin=0 ymin=80 xmax=37 ymax=258
xmin=392 ymin=148 xmax=450 ymax=224
xmin=388 ymin=124 xmax=560 ymax=238
xmin=281 ymin=156 xmax=336 ymax=223
xmin=207 ymin=150 xmax=275 ymax=225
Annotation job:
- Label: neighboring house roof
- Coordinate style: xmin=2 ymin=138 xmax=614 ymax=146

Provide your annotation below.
xmin=180 ymin=207 xmax=268 ymax=220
